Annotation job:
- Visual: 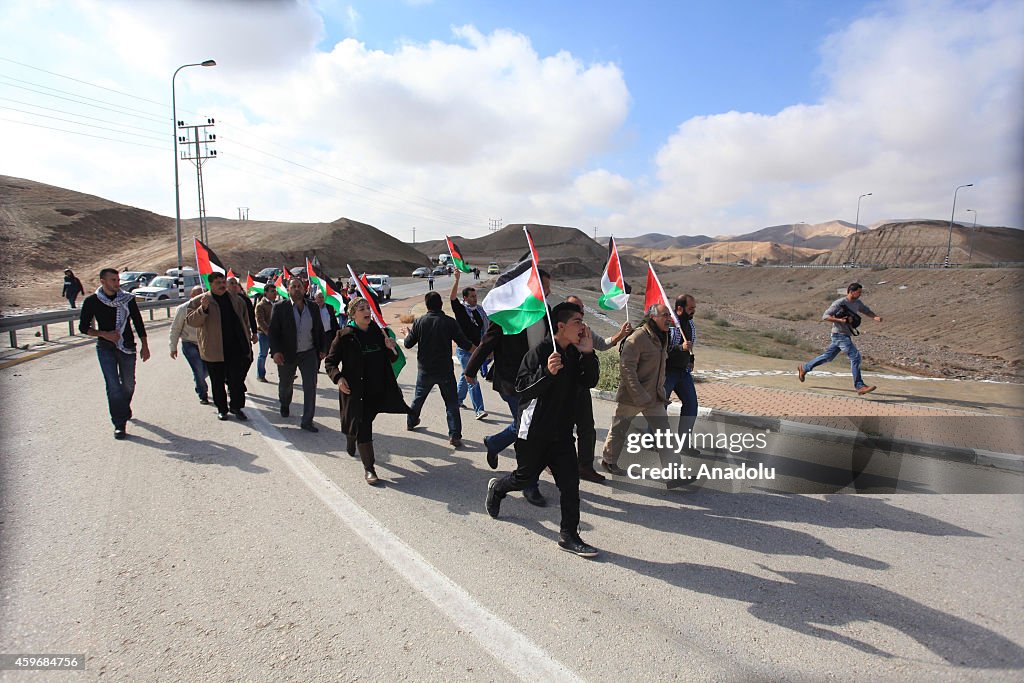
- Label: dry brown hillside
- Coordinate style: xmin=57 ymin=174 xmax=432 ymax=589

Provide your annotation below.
xmin=0 ymin=175 xmax=430 ymax=311
xmin=415 ymin=223 xmax=647 ymax=278
xmin=816 ymin=220 xmax=1024 ymax=265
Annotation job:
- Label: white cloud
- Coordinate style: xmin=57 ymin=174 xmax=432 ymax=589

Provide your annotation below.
xmin=612 ymin=0 xmax=1024 ymax=235
xmin=0 ymin=0 xmax=1020 ymax=244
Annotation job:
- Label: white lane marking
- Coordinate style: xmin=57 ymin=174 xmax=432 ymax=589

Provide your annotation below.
xmin=246 ymin=409 xmax=583 ymax=683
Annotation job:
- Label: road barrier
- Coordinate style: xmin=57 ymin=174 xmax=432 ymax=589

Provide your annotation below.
xmin=1 ymin=298 xmax=185 ymax=348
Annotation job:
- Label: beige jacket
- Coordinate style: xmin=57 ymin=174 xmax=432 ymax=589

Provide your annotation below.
xmin=615 ymin=321 xmax=667 ymax=408
xmin=169 ymin=297 xmax=202 ymax=353
xmin=185 ymin=292 xmax=253 ymax=363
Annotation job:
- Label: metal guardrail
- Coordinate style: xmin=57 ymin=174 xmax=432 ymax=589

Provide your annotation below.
xmin=1 ymin=298 xmax=186 ymax=348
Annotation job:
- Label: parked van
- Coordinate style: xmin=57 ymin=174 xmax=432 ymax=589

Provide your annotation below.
xmin=365 ymin=274 xmax=392 ymax=300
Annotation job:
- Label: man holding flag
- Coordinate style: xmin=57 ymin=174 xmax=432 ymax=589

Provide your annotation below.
xmin=466 ymin=247 xmax=552 ymax=506
xmin=485 ymin=301 xmax=601 ymax=557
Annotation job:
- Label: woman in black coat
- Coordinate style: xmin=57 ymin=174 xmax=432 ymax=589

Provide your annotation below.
xmin=324 ymin=297 xmax=409 ymax=485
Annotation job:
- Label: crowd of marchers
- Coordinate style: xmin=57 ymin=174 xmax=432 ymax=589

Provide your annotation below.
xmin=78 ymin=265 xmax=880 ymax=558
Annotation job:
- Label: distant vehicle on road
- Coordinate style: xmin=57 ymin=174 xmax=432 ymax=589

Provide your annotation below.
xmin=431 ymin=265 xmax=449 ymax=277
xmin=412 ymin=267 xmax=431 ymax=278
xmin=487 ymin=262 xmax=500 ymax=275
xmin=119 ymin=271 xmax=157 ymax=292
xmin=255 ymin=267 xmax=282 ymax=281
xmin=134 ymin=272 xmax=203 ymax=301
xmin=736 ymin=259 xmax=751 ymax=266
xmin=365 ymin=274 xmax=392 ymax=300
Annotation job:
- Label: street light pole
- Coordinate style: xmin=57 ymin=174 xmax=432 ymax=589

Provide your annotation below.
xmin=172 ymin=59 xmax=216 ymax=297
xmin=944 ymin=183 xmax=973 ymax=267
xmin=852 ymin=192 xmax=871 ymax=265
xmin=965 ymin=209 xmax=977 ymax=263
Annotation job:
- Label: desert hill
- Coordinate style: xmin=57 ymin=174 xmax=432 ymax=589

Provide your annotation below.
xmin=0 ymin=175 xmax=430 ymax=309
xmin=415 ymin=223 xmax=647 ymax=278
xmin=731 ymin=221 xmax=856 ymax=250
xmin=617 ymin=233 xmax=714 ymax=249
xmin=815 ymin=220 xmax=1024 ymax=265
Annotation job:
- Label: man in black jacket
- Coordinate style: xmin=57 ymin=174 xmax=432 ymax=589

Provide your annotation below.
xmin=485 ymin=302 xmax=600 ymax=557
xmin=79 ymin=267 xmax=151 ymax=439
xmin=465 ymin=269 xmax=551 ymax=505
xmin=269 ymin=277 xmax=327 ymax=432
xmin=403 ymin=291 xmax=475 ymax=447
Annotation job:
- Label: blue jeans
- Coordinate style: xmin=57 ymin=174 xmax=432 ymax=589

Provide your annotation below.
xmin=408 ymin=371 xmax=462 ymax=439
xmin=665 ymin=368 xmax=698 ymax=444
xmin=804 ymin=333 xmax=865 ymax=388
xmin=181 ymin=341 xmax=208 ymax=401
xmin=488 ymin=391 xmax=520 ymax=454
xmin=96 ymin=344 xmax=136 ymax=429
xmin=456 ymin=347 xmax=485 ymax=412
xmin=256 ymin=332 xmax=270 ymax=379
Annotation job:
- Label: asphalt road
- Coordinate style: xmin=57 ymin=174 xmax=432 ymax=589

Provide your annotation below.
xmin=1 ymin=332 xmax=1022 ymax=681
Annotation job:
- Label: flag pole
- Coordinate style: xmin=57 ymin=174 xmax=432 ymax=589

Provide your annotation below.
xmin=648 ymin=261 xmax=680 ymax=329
xmin=524 ymin=226 xmax=556 ymax=340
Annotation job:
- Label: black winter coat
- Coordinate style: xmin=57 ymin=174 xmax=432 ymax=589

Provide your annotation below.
xmin=324 ymin=323 xmax=409 ymax=438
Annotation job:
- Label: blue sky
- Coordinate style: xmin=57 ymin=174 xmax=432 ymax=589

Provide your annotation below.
xmin=0 ymin=0 xmax=1021 ymax=239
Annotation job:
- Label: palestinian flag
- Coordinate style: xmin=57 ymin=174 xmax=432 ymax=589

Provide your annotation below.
xmin=274 ymin=266 xmax=290 ymax=300
xmin=227 ymin=268 xmax=237 ymax=280
xmin=346 ymin=263 xmax=406 ymax=377
xmin=307 ymin=258 xmax=346 ymax=316
xmin=245 ymin=272 xmax=265 ymax=297
xmin=598 ymin=236 xmax=630 ymax=310
xmin=446 ymin=236 xmax=473 ymax=273
xmin=523 ymin=225 xmax=539 ymax=265
xmin=643 ymin=262 xmax=681 ymax=328
xmin=482 ymin=258 xmax=547 ymax=335
xmin=194 ymin=237 xmax=226 ymax=290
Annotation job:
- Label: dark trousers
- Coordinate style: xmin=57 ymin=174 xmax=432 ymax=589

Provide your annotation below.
xmin=493 ymin=438 xmax=580 ymax=535
xmin=665 ymin=368 xmax=698 ymax=446
xmin=408 ymin=370 xmax=462 ymax=439
xmin=96 ymin=344 xmax=136 ymax=429
xmin=207 ymin=356 xmax=247 ymax=413
xmin=574 ymin=391 xmax=596 ymax=468
xmin=279 ymin=349 xmax=319 ymax=426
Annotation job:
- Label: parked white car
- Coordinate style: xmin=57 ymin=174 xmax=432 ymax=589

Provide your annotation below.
xmin=365 ymin=275 xmax=392 ymax=300
xmin=134 ymin=270 xmax=203 ymax=301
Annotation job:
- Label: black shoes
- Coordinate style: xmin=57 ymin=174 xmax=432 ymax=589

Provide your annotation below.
xmin=449 ymin=437 xmax=463 ymax=448
xmin=579 ymin=466 xmax=606 ymax=483
xmin=407 ymin=417 xmax=420 ymax=431
xmin=484 ymin=436 xmax=499 ymax=470
xmin=558 ymin=533 xmax=599 ymax=558
xmin=666 ymin=475 xmax=698 ymax=490
xmin=199 ymin=397 xmax=210 ymax=405
xmin=523 ymin=486 xmax=546 ymax=507
xmin=232 ymin=409 xmax=248 ymax=421
xmin=600 ymin=461 xmax=626 ymax=476
xmin=113 ymin=428 xmax=127 ymax=440
xmin=485 ymin=478 xmax=501 ymax=518
xmin=301 ymin=423 xmax=319 ymax=433
xmin=280 ymin=405 xmax=289 ymax=417
xmin=217 ymin=412 xmax=229 ymax=421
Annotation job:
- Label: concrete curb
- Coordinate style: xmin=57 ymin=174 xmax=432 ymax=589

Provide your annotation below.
xmin=589 ymin=388 xmax=1024 ymax=474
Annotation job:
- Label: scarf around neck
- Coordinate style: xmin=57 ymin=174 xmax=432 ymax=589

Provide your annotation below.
xmin=95 ymin=287 xmax=135 ymax=354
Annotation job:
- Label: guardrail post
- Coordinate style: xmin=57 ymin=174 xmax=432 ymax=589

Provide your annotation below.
xmin=68 ymin=320 xmax=75 ymax=336
xmin=9 ymin=330 xmax=16 ymax=348
xmin=148 ymin=308 xmax=154 ymax=321
xmin=41 ymin=324 xmax=49 ymax=342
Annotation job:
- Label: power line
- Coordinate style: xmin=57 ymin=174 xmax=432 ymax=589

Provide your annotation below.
xmin=0 ymin=116 xmax=167 ymax=150
xmin=0 ymin=77 xmax=167 ymax=124
xmin=0 ymin=62 xmax=489 ymax=224
xmin=0 ymin=96 xmax=166 ymax=135
xmin=0 ymin=74 xmax=166 ymax=120
xmin=0 ymin=105 xmax=166 ymax=142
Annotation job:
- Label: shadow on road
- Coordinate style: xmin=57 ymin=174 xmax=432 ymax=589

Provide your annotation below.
xmin=128 ymin=419 xmax=270 ymax=474
xmin=597 ymin=552 xmax=1024 ymax=669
